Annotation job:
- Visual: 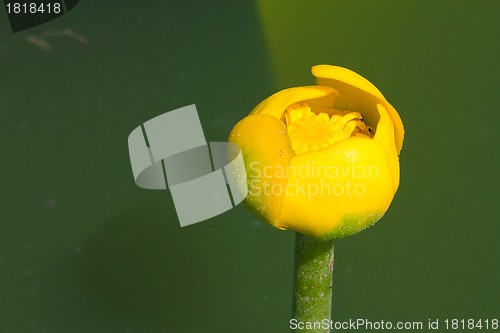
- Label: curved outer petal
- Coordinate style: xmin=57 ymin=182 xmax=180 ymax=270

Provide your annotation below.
xmin=312 ymin=65 xmax=404 ymax=154
xmin=374 ymin=103 xmax=400 ymax=190
xmin=228 ymin=114 xmax=294 ymax=227
xmin=250 ymin=86 xmax=338 ymax=119
xmin=278 ymin=136 xmax=395 ymax=239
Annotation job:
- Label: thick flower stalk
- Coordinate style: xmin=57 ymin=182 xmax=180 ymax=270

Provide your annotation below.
xmin=229 ymin=65 xmax=404 ymax=332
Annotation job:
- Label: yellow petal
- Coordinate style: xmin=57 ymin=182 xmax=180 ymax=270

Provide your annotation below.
xmin=278 ymin=136 xmax=395 ymax=239
xmin=250 ymin=86 xmax=338 ymax=119
xmin=313 ymin=65 xmax=385 ymax=100
xmin=312 ymin=65 xmax=404 ymax=154
xmin=374 ymin=104 xmax=400 ymax=190
xmin=228 ymin=114 xmax=294 ymax=227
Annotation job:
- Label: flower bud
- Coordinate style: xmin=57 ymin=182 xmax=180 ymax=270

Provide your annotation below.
xmin=229 ymin=65 xmax=404 ymax=239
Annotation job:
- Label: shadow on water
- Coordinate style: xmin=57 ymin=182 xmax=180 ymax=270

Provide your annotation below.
xmin=50 ymin=194 xmax=237 ymax=331
xmin=44 ymin=191 xmax=294 ymax=333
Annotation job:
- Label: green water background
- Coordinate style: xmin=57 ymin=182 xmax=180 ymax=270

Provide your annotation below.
xmin=1 ymin=1 xmax=499 ymax=332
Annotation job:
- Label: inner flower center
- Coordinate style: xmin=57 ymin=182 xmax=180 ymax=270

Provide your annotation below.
xmin=283 ymin=102 xmax=374 ymax=155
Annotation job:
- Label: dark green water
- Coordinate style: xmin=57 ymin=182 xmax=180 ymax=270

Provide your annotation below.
xmin=1 ymin=1 xmax=499 ymax=332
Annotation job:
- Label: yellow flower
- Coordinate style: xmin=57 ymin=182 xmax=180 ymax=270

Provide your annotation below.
xmin=229 ymin=65 xmax=404 ymax=239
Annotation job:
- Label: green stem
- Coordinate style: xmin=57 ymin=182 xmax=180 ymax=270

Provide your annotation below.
xmin=292 ymin=232 xmax=334 ymax=333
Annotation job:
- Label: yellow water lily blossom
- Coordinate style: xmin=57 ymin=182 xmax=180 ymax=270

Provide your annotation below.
xmin=229 ymin=65 xmax=404 ymax=239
